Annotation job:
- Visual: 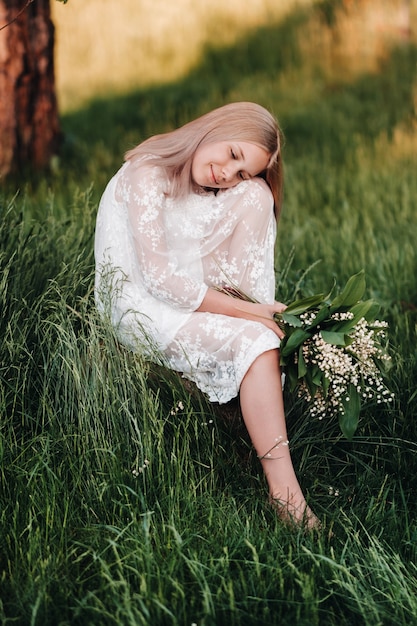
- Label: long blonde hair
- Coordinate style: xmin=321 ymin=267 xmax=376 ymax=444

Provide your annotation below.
xmin=125 ymin=102 xmax=284 ymax=218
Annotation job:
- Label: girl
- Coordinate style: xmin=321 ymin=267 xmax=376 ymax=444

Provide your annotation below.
xmin=95 ymin=102 xmax=318 ymax=528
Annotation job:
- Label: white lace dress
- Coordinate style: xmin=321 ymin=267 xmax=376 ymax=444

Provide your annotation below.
xmin=94 ymin=159 xmax=280 ymax=403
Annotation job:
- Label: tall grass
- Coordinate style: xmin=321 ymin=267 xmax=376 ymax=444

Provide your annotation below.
xmin=1 ymin=1 xmax=417 ymax=624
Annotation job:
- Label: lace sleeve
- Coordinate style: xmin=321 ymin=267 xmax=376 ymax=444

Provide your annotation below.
xmin=117 ymin=162 xmax=208 ymax=311
xmin=207 ymin=178 xmax=277 ymax=304
xmin=227 ymin=179 xmax=277 ymax=303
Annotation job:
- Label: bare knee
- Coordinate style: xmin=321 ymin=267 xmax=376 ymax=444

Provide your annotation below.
xmin=242 ymin=348 xmax=280 ymax=386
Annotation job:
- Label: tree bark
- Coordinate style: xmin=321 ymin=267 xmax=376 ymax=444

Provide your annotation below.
xmin=0 ymin=0 xmax=61 ymax=178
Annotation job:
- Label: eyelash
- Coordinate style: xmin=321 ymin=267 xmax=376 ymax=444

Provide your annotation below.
xmin=231 ymin=149 xmax=245 ymax=179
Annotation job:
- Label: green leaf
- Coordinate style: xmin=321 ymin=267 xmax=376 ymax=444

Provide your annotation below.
xmin=328 ymin=320 xmax=356 ymax=335
xmin=339 ymin=385 xmax=361 ymax=440
xmin=305 ymin=365 xmax=320 ymax=397
xmin=281 ymin=312 xmax=303 ymax=327
xmin=280 ymin=329 xmax=311 ymax=357
xmin=331 ymin=270 xmax=366 ymax=309
xmin=348 ymin=300 xmax=372 ymax=321
xmin=329 ymin=300 xmax=380 ymax=335
xmin=323 ymin=279 xmax=337 ymax=302
xmin=282 ymin=366 xmax=299 ymax=392
xmin=365 ymin=302 xmax=381 ymax=322
xmin=308 ymin=305 xmax=331 ymax=327
xmin=320 ymin=330 xmax=350 ymax=346
xmin=350 ymin=299 xmax=380 ymax=322
xmin=297 ymin=345 xmax=307 ymax=378
xmin=322 ymin=374 xmax=330 ymax=397
xmin=312 ymin=368 xmax=322 ymax=386
xmin=284 ymin=293 xmax=325 ymax=316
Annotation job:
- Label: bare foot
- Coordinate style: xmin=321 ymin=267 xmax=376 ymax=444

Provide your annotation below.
xmin=269 ymin=495 xmax=321 ymax=531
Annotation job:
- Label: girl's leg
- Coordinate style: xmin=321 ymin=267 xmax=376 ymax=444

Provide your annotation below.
xmin=240 ymin=348 xmax=319 ymax=528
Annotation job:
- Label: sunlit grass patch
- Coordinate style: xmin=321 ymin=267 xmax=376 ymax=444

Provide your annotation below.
xmin=52 ymin=0 xmax=313 ymax=111
xmin=53 ymin=0 xmax=416 ymax=112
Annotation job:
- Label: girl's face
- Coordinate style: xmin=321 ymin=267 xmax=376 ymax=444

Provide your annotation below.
xmin=191 ymin=141 xmax=270 ymax=190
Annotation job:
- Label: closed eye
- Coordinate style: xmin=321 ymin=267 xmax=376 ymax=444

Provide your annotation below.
xmin=231 ymin=148 xmax=248 ymax=180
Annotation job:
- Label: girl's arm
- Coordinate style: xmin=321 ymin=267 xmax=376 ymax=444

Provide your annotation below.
xmin=122 ymin=163 xmax=208 ymax=311
xmin=197 ymin=287 xmax=285 ymax=339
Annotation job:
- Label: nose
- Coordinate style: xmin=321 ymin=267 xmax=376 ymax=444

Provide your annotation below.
xmin=221 ymin=164 xmax=238 ymax=183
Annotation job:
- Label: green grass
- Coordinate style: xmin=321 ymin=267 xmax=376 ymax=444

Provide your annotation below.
xmin=1 ymin=3 xmax=417 ymax=625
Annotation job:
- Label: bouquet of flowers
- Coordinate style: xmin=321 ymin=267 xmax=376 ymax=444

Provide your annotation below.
xmin=219 ymin=270 xmax=393 ymax=439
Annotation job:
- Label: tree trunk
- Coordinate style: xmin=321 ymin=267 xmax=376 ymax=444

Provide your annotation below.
xmin=0 ymin=0 xmax=61 ymax=178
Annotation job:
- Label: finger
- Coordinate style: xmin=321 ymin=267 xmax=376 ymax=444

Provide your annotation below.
xmin=274 ymin=304 xmax=287 ymax=314
xmin=272 ymin=324 xmax=285 ymax=340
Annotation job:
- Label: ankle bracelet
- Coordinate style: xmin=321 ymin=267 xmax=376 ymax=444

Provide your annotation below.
xmin=257 ymin=435 xmax=290 ymax=460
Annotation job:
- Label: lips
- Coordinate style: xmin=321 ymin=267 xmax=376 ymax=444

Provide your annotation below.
xmin=210 ymin=165 xmax=217 ymax=185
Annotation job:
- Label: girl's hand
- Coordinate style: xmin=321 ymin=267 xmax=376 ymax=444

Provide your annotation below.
xmin=271 ymin=301 xmax=287 ymax=340
xmin=250 ymin=301 xmax=286 ymax=339
xmin=229 ymin=300 xmax=286 ymax=339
